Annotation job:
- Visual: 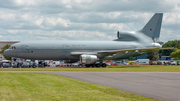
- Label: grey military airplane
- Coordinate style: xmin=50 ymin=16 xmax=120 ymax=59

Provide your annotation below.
xmin=4 ymin=13 xmax=163 ymax=67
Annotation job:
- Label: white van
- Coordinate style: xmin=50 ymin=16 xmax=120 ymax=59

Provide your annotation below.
xmin=136 ymin=59 xmax=150 ymax=65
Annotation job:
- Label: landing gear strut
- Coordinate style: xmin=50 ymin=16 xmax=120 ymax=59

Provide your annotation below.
xmin=31 ymin=60 xmax=37 ymax=68
xmin=101 ymin=63 xmax=107 ymax=67
xmin=85 ymin=63 xmax=107 ymax=68
xmin=85 ymin=64 xmax=90 ymax=67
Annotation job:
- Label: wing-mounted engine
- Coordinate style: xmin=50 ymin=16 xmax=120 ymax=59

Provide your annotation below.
xmin=80 ymin=55 xmax=98 ymax=64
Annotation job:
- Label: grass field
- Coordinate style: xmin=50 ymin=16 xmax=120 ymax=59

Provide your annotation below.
xmin=0 ymin=73 xmax=157 ymax=101
xmin=0 ymin=65 xmax=180 ymax=72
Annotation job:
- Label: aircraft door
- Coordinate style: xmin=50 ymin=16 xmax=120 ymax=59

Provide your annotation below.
xmin=62 ymin=45 xmax=70 ymax=52
xmin=21 ymin=45 xmax=29 ymax=53
xmin=62 ymin=45 xmax=67 ymax=52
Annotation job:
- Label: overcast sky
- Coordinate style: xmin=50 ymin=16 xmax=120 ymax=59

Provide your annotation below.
xmin=0 ymin=0 xmax=179 ymax=42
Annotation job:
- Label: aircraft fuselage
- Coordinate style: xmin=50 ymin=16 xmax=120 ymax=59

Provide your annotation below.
xmin=5 ymin=40 xmax=157 ymax=61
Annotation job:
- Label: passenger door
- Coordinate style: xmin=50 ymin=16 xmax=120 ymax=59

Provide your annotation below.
xmin=21 ymin=45 xmax=29 ymax=53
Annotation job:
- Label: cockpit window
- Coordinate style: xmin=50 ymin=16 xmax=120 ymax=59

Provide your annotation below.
xmin=9 ymin=46 xmax=16 ymax=50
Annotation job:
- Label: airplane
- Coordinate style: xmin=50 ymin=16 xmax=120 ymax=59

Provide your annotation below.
xmin=4 ymin=13 xmax=164 ymax=67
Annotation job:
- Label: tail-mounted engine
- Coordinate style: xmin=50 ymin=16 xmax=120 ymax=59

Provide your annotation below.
xmin=117 ymin=31 xmax=137 ymax=39
xmin=117 ymin=31 xmax=120 ymax=39
xmin=80 ymin=55 xmax=98 ymax=64
xmin=115 ymin=31 xmax=143 ymax=41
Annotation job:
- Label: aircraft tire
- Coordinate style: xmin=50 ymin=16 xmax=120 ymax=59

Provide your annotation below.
xmin=91 ymin=64 xmax=95 ymax=67
xmin=96 ymin=64 xmax=101 ymax=68
xmin=102 ymin=63 xmax=107 ymax=68
xmin=33 ymin=65 xmax=36 ymax=68
xmin=85 ymin=64 xmax=90 ymax=68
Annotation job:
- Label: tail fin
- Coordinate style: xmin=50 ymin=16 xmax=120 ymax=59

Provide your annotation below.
xmin=140 ymin=13 xmax=163 ymax=38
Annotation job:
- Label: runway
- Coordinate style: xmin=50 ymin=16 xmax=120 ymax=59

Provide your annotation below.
xmin=1 ymin=71 xmax=180 ymax=101
xmin=40 ymin=72 xmax=180 ymax=101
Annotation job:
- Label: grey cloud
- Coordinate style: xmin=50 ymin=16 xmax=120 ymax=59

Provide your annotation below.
xmin=0 ymin=0 xmax=179 ymax=42
xmin=0 ymin=28 xmax=9 ymax=35
xmin=0 ymin=0 xmax=20 ymax=9
xmin=160 ymin=28 xmax=180 ymax=42
xmin=71 ymin=0 xmax=175 ymax=13
xmin=59 ymin=12 xmax=146 ymax=23
xmin=0 ymin=0 xmax=176 ymax=13
xmin=3 ymin=30 xmax=115 ymax=41
xmin=0 ymin=28 xmax=20 ymax=41
xmin=163 ymin=23 xmax=180 ymax=31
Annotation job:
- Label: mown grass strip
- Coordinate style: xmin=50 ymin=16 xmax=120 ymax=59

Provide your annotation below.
xmin=0 ymin=65 xmax=180 ymax=72
xmin=0 ymin=73 xmax=157 ymax=101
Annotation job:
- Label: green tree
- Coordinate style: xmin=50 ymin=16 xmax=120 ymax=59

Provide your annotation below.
xmin=147 ymin=51 xmax=159 ymax=61
xmin=0 ymin=44 xmax=12 ymax=60
xmin=171 ymin=48 xmax=180 ymax=59
xmin=159 ymin=40 xmax=180 ymax=56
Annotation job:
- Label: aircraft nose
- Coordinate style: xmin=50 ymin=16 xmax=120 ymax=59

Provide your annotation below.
xmin=4 ymin=49 xmax=12 ymax=56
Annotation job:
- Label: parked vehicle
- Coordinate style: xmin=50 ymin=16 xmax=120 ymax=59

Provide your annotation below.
xmin=2 ymin=62 xmax=11 ymax=68
xmin=59 ymin=64 xmax=66 ymax=67
xmin=78 ymin=64 xmax=85 ymax=67
xmin=48 ymin=62 xmax=55 ymax=67
xmin=0 ymin=62 xmax=2 ymax=68
xmin=106 ymin=62 xmax=111 ymax=66
xmin=66 ymin=63 xmax=71 ymax=67
xmin=136 ymin=59 xmax=150 ymax=65
xmin=2 ymin=60 xmax=11 ymax=68
xmin=116 ymin=61 xmax=122 ymax=65
xmin=21 ymin=62 xmax=30 ymax=68
xmin=47 ymin=61 xmax=60 ymax=67
xmin=123 ymin=63 xmax=130 ymax=65
xmin=12 ymin=62 xmax=18 ymax=68
xmin=37 ymin=61 xmax=47 ymax=68
xmin=72 ymin=63 xmax=79 ymax=67
xmin=161 ymin=56 xmax=171 ymax=60
xmin=170 ymin=61 xmax=177 ymax=65
xmin=54 ymin=61 xmax=60 ymax=67
xmin=28 ymin=61 xmax=37 ymax=68
xmin=177 ymin=61 xmax=180 ymax=65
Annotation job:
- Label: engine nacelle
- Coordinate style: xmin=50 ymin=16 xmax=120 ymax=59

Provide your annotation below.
xmin=80 ymin=55 xmax=98 ymax=64
xmin=117 ymin=31 xmax=137 ymax=40
xmin=117 ymin=31 xmax=120 ymax=39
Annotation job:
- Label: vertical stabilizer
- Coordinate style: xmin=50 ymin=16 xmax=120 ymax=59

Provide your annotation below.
xmin=140 ymin=13 xmax=163 ymax=39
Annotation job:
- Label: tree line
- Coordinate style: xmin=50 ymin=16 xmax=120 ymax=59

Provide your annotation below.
xmin=0 ymin=44 xmax=11 ymax=60
xmin=148 ymin=40 xmax=180 ymax=61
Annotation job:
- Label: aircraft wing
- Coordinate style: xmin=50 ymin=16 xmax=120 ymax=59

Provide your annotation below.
xmin=71 ymin=47 xmax=161 ymax=56
xmin=97 ymin=47 xmax=160 ymax=54
xmin=71 ymin=52 xmax=98 ymax=55
xmin=70 ymin=47 xmax=175 ymax=56
xmin=98 ymin=47 xmax=174 ymax=54
xmin=159 ymin=47 xmax=175 ymax=50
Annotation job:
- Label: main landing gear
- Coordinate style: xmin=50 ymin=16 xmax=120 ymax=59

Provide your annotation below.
xmin=85 ymin=63 xmax=107 ymax=68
